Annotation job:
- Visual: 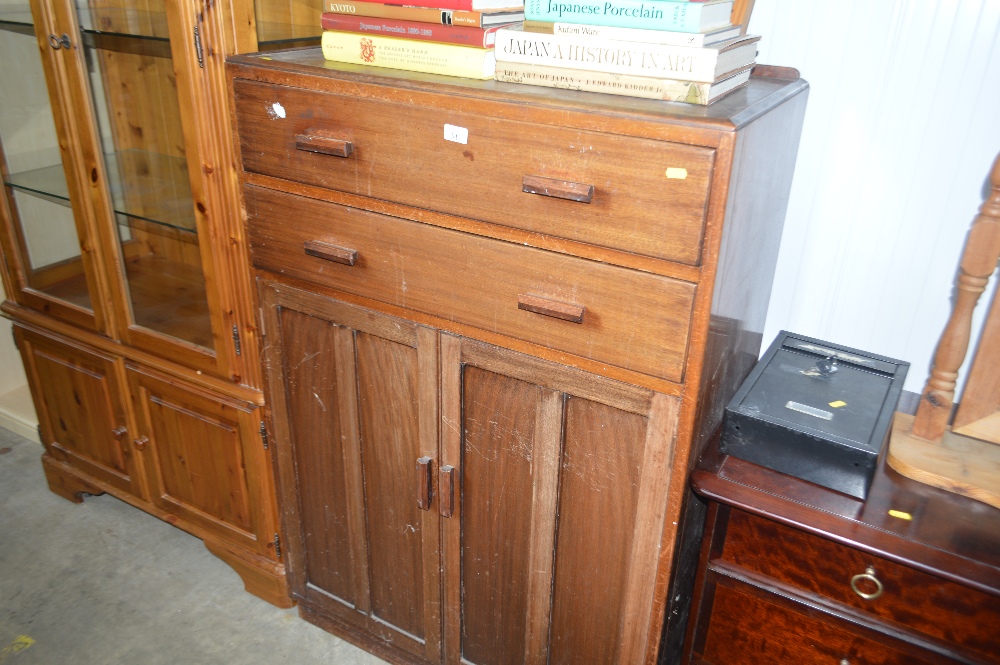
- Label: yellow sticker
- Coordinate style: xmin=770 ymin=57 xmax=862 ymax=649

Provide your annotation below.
xmin=829 ymin=400 xmax=847 ymax=408
xmin=0 ymin=635 xmax=36 ymax=659
xmin=888 ymin=510 xmax=913 ymax=521
xmin=665 ymin=167 xmax=688 ymax=180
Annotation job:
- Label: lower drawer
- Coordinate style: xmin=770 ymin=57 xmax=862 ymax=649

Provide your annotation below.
xmin=695 ymin=578 xmax=941 ymax=665
xmin=246 ymin=185 xmax=696 ymax=383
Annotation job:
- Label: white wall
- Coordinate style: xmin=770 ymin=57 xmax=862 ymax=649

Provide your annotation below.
xmin=753 ymin=0 xmax=1000 ymax=394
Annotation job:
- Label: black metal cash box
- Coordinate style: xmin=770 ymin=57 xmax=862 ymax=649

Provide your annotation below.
xmin=721 ymin=331 xmax=909 ymax=499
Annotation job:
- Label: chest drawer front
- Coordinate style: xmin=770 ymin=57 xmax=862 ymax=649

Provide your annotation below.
xmin=234 ymin=78 xmax=715 ymax=265
xmin=699 ymin=579 xmax=939 ymax=665
xmin=721 ymin=510 xmax=1000 ymax=661
xmin=246 ymin=186 xmax=696 ymax=383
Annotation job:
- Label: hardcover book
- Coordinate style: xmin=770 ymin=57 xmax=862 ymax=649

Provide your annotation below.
xmin=524 ymin=0 xmax=733 ymax=32
xmin=494 ymin=61 xmax=752 ymax=103
xmin=324 ymin=0 xmax=524 ymax=26
xmin=521 ymin=19 xmax=741 ymax=46
xmin=321 ymin=30 xmax=497 ymax=78
xmin=321 ymin=13 xmax=514 ymax=46
xmin=494 ymin=27 xmax=758 ymax=82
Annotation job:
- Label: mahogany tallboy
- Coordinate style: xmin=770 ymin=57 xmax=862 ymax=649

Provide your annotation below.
xmin=227 ymin=50 xmax=807 ymax=664
xmin=686 ymin=450 xmax=1000 ymax=665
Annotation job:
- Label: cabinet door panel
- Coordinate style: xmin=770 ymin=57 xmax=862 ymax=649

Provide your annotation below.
xmin=442 ymin=335 xmax=680 ymax=665
xmin=128 ymin=366 xmax=275 ymax=556
xmin=18 ymin=327 xmax=137 ymax=495
xmin=548 ymin=397 xmax=647 ymax=665
xmin=261 ymin=282 xmax=441 ymax=662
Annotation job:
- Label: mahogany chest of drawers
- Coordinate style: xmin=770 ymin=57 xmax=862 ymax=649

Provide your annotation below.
xmin=686 ymin=449 xmax=1000 ymax=664
xmin=227 ymin=50 xmax=808 ymax=664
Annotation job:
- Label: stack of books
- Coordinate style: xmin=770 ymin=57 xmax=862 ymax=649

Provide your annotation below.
xmin=320 ymin=0 xmax=524 ymax=79
xmin=493 ymin=0 xmax=758 ymax=103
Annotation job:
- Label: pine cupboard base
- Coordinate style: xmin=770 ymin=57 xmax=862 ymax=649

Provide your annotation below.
xmin=228 ymin=50 xmax=808 ymax=664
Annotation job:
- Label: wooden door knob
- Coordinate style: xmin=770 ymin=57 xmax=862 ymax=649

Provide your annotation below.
xmin=133 ymin=436 xmax=149 ymax=450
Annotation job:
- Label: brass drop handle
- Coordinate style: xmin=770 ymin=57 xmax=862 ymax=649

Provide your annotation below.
xmin=518 ymin=294 xmax=585 ymax=324
xmin=522 ymin=174 xmax=594 ymax=203
xmin=111 ymin=426 xmax=128 ymax=439
xmin=295 ymin=131 xmax=354 ymax=158
xmin=304 ymin=240 xmax=358 ymax=266
xmin=850 ymin=566 xmax=884 ymax=600
xmin=133 ymin=436 xmax=149 ymax=451
xmin=416 ymin=456 xmax=433 ymax=511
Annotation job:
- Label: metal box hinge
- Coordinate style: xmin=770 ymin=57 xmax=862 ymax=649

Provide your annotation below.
xmin=193 ymin=25 xmax=204 ymax=68
xmin=232 ymin=325 xmax=241 ymax=356
xmin=260 ymin=420 xmax=268 ymax=449
xmin=11 ymin=327 xmax=18 ymax=351
xmin=273 ymin=533 xmax=281 ymax=557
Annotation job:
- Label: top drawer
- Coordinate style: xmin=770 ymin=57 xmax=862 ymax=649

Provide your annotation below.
xmin=233 ymin=78 xmax=716 ymax=265
xmin=720 ymin=509 xmax=1000 ymax=662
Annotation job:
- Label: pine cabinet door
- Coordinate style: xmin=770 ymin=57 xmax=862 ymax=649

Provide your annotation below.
xmin=17 ymin=326 xmax=140 ymax=496
xmin=260 ymin=281 xmax=442 ymax=663
xmin=126 ymin=364 xmax=279 ymax=559
xmin=440 ymin=334 xmax=681 ymax=665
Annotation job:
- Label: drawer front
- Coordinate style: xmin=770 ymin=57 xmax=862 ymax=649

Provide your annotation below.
xmin=246 ymin=186 xmax=696 ymax=383
xmin=697 ymin=579 xmax=940 ymax=665
xmin=720 ymin=510 xmax=1000 ymax=661
xmin=234 ymin=78 xmax=715 ymax=265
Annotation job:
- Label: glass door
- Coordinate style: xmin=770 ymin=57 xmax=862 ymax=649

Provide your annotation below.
xmin=0 ymin=0 xmax=105 ymax=331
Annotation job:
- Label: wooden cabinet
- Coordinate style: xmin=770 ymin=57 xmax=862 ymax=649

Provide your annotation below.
xmin=0 ymin=0 xmax=311 ymax=607
xmin=231 ymin=50 xmax=808 ymax=664
xmin=686 ymin=451 xmax=1000 ymax=665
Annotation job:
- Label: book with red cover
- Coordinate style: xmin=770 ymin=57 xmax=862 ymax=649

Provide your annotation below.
xmin=373 ymin=0 xmax=519 ymax=12
xmin=320 ymin=13 xmax=514 ymax=46
xmin=324 ymin=0 xmax=524 ymax=26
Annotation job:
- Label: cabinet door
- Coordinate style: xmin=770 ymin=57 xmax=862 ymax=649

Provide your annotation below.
xmin=0 ymin=3 xmax=109 ymax=332
xmin=17 ymin=326 xmax=140 ymax=496
xmin=260 ymin=282 xmax=442 ymax=663
xmin=127 ymin=364 xmax=278 ymax=558
xmin=440 ymin=334 xmax=681 ymax=665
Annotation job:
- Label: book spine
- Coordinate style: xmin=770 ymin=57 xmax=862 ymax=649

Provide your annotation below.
xmin=321 ymin=30 xmax=496 ymax=78
xmin=325 ymin=1 xmax=498 ymax=27
xmin=524 ymin=0 xmax=710 ymax=32
xmin=523 ymin=20 xmax=713 ymax=45
xmin=495 ymin=61 xmax=716 ymax=102
xmin=321 ymin=13 xmax=499 ymax=46
xmin=494 ymin=28 xmax=719 ymax=81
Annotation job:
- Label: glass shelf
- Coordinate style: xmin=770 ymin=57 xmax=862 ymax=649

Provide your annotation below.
xmin=77 ymin=7 xmax=170 ymax=41
xmin=0 ymin=7 xmax=33 ymax=30
xmin=256 ymin=21 xmax=322 ymax=47
xmin=4 ymin=150 xmax=197 ymax=234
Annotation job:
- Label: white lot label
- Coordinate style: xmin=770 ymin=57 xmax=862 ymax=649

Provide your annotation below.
xmin=444 ymin=124 xmax=469 ymax=144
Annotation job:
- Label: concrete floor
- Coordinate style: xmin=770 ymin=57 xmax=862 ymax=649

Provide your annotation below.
xmin=0 ymin=426 xmax=387 ymax=665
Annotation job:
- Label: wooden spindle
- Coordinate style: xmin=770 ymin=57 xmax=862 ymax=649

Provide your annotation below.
xmin=912 ymin=152 xmax=1000 ymax=441
xmin=731 ymin=0 xmax=756 ymax=35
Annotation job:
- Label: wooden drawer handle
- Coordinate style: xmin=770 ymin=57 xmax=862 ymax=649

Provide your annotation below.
xmin=518 ymin=294 xmax=585 ymax=324
xmin=416 ymin=456 xmax=433 ymax=511
xmin=522 ymin=175 xmax=594 ymax=203
xmin=440 ymin=465 xmax=455 ymax=518
xmin=304 ymin=240 xmax=358 ymax=266
xmin=133 ymin=436 xmax=149 ymax=450
xmin=295 ymin=132 xmax=354 ymax=158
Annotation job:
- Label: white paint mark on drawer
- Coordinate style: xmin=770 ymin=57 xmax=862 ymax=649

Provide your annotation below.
xmin=444 ymin=124 xmax=468 ymax=144
xmin=267 ymin=102 xmax=286 ymax=119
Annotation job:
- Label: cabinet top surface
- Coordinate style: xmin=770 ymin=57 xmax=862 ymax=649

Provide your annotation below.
xmin=227 ymin=49 xmax=807 ymax=131
xmin=692 ymin=448 xmax=1000 ymax=595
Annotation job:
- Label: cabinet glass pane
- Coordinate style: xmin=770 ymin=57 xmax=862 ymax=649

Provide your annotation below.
xmin=255 ymin=0 xmax=322 ymax=48
xmin=0 ymin=6 xmax=94 ymax=312
xmin=78 ymin=0 xmax=214 ymax=351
